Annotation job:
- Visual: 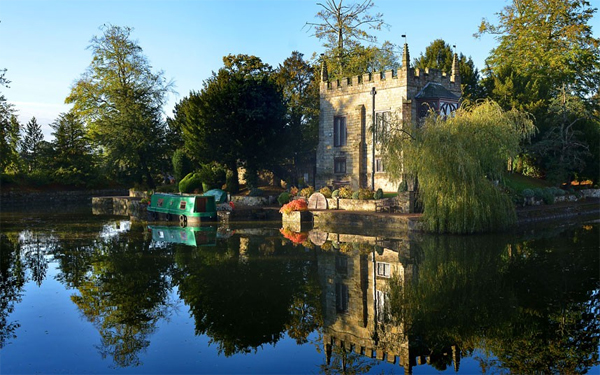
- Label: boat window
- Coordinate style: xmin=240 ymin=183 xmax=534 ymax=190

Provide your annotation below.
xmin=157 ymin=199 xmax=164 ymax=207
xmin=179 ymin=201 xmax=186 ymax=210
xmin=195 ymin=197 xmax=207 ymax=212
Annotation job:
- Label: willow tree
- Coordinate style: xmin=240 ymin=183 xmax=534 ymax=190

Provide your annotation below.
xmin=383 ymin=100 xmax=535 ymax=234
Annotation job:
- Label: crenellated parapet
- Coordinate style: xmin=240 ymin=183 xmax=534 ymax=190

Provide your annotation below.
xmin=320 ymin=66 xmax=460 ymax=98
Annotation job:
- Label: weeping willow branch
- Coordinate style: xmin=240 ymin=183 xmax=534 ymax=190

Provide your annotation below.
xmin=383 ymin=100 xmax=536 ymax=234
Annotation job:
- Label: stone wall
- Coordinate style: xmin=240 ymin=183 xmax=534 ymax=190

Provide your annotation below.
xmin=1 ymin=189 xmax=129 ymax=209
xmin=316 ymin=59 xmax=460 ymax=192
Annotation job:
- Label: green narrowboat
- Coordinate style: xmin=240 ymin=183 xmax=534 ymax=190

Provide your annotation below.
xmin=148 ymin=225 xmax=217 ymax=247
xmin=147 ymin=193 xmax=217 ymax=226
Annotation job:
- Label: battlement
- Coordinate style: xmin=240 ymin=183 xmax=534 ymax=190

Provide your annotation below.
xmin=321 ymin=66 xmax=458 ymax=94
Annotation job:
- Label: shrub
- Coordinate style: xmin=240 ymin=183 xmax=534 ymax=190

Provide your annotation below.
xmin=533 ymin=188 xmax=544 ymax=200
xmin=244 ymin=168 xmax=258 ymax=189
xmin=374 ymin=188 xmax=384 ymax=200
xmin=551 ymin=187 xmax=565 ymax=196
xmin=279 ymin=199 xmax=308 ymax=215
xmin=357 ymin=188 xmax=373 ymax=200
xmin=299 ymin=186 xmax=315 ymax=198
xmin=521 ymin=188 xmax=534 ymax=199
xmin=172 ymin=148 xmax=193 ymax=182
xmin=198 ymin=163 xmax=227 ymax=191
xmin=225 ymin=169 xmax=239 ymax=194
xmin=331 ymin=189 xmax=340 ymax=198
xmin=352 ymin=191 xmax=359 ymax=199
xmin=338 ymin=186 xmax=353 ymax=199
xmin=319 ymin=186 xmax=332 ymax=198
xmin=179 ymin=172 xmax=203 ymax=193
xmin=542 ymin=187 xmax=555 ymax=204
xmin=398 ymin=180 xmax=408 ymax=192
xmin=278 ymin=192 xmax=291 ymax=206
xmin=290 ymin=186 xmax=299 ymax=196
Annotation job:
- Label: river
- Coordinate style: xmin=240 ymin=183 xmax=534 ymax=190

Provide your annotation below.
xmin=1 ymin=205 xmax=598 ymax=374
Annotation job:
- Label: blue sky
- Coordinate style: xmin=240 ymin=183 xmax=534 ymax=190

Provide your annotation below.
xmin=1 ymin=0 xmax=520 ymax=139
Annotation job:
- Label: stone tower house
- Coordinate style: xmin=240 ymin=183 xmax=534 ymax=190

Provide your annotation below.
xmin=315 ymin=43 xmax=461 ymax=191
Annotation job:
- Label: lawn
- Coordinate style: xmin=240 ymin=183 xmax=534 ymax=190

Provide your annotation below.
xmin=504 ymin=172 xmax=552 ymax=192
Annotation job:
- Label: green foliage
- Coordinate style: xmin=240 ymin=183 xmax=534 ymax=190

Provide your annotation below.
xmin=338 ymin=186 xmax=353 ymax=199
xmin=357 ymin=188 xmax=373 ymax=200
xmin=274 ymin=52 xmax=320 ymax=169
xmin=175 ymin=54 xmax=287 ymax=183
xmin=307 ymin=0 xmax=393 ymax=79
xmin=384 ymin=100 xmax=536 ymax=233
xmin=319 ymin=186 xmax=332 ymax=198
xmin=225 ymin=169 xmax=239 ymax=194
xmin=374 ymin=188 xmax=384 ymax=200
xmin=521 ymin=188 xmax=534 ymax=199
xmin=351 ymin=191 xmax=359 ymax=200
xmin=179 ymin=172 xmax=203 ymax=193
xmin=198 ymin=163 xmax=227 ymax=191
xmin=20 ymin=116 xmax=44 ymax=172
xmin=414 ymin=39 xmax=484 ymax=100
xmin=277 ymin=192 xmax=291 ymax=206
xmin=331 ymin=189 xmax=340 ymax=198
xmin=244 ymin=167 xmax=258 ymax=190
xmin=397 ymin=180 xmax=408 ymax=192
xmin=172 ymin=148 xmax=193 ymax=182
xmin=66 ymin=25 xmax=173 ymax=188
xmin=0 ymin=86 xmax=21 ymax=172
xmin=299 ymin=186 xmax=315 ymax=198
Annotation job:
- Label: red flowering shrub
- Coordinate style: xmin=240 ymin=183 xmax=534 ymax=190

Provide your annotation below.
xmin=279 ymin=199 xmax=308 ymax=215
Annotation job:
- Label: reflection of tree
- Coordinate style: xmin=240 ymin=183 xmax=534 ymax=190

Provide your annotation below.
xmin=175 ymin=235 xmax=322 ymax=356
xmin=0 ymin=233 xmax=25 ymax=348
xmin=70 ymin=224 xmax=175 ymax=367
xmin=388 ymin=225 xmax=600 ymax=373
xmin=320 ymin=345 xmax=375 ymax=375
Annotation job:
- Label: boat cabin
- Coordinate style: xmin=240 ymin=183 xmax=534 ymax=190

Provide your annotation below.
xmin=147 ymin=193 xmax=217 ymax=226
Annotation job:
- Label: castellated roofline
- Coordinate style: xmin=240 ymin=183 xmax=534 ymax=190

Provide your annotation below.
xmin=321 ymin=66 xmax=459 ymax=92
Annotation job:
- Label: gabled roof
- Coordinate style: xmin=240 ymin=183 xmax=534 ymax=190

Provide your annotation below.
xmin=415 ymin=82 xmax=459 ymax=100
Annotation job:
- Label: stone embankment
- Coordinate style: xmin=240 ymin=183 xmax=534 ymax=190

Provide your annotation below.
xmin=1 ymin=188 xmax=129 ymax=209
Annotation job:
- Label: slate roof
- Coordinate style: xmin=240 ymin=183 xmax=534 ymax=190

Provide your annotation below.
xmin=415 ymin=82 xmax=460 ymax=100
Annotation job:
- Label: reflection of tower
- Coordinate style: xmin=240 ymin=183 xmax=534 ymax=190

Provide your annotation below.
xmin=316 ymin=231 xmax=417 ymax=374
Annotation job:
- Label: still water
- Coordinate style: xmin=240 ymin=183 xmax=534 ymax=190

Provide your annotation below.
xmin=1 ymin=206 xmax=598 ymax=374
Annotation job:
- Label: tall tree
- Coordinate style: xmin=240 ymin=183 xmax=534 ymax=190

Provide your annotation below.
xmin=50 ymin=112 xmax=95 ymax=186
xmin=0 ymin=70 xmax=20 ymax=174
xmin=66 ymin=25 xmax=173 ymax=188
xmin=476 ymin=0 xmax=600 ymax=183
xmin=274 ymin=52 xmax=320 ymax=180
xmin=174 ymin=54 xmax=287 ymax=189
xmin=20 ymin=117 xmax=43 ymax=172
xmin=477 ymin=0 xmax=599 ymax=101
xmin=414 ymin=39 xmax=484 ymax=100
xmin=306 ymin=0 xmax=388 ymax=78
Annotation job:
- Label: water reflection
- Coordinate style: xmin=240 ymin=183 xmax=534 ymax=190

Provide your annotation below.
xmin=0 ymin=209 xmax=598 ymax=373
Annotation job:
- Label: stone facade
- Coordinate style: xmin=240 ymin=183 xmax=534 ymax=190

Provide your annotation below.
xmin=316 ymin=43 xmax=461 ymax=192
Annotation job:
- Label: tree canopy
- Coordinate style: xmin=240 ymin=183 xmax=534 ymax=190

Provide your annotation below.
xmin=66 ymin=25 xmax=173 ymax=187
xmin=414 ymin=39 xmax=484 ymax=100
xmin=173 ymin=54 xmax=287 ymax=188
xmin=306 ymin=0 xmax=396 ymax=79
xmin=476 ymin=0 xmax=600 ymax=184
xmin=383 ymin=100 xmax=536 ymax=234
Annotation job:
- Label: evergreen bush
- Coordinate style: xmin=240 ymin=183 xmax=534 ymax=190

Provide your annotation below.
xmin=352 ymin=191 xmax=360 ymax=200
xmin=338 ymin=186 xmax=353 ymax=199
xmin=374 ymin=188 xmax=384 ymax=200
xmin=331 ymin=189 xmax=340 ymax=198
xmin=521 ymin=188 xmax=534 ymax=198
xmin=172 ymin=148 xmax=193 ymax=182
xmin=179 ymin=172 xmax=203 ymax=193
xmin=358 ymin=188 xmax=373 ymax=200
xmin=277 ymin=192 xmax=291 ymax=206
